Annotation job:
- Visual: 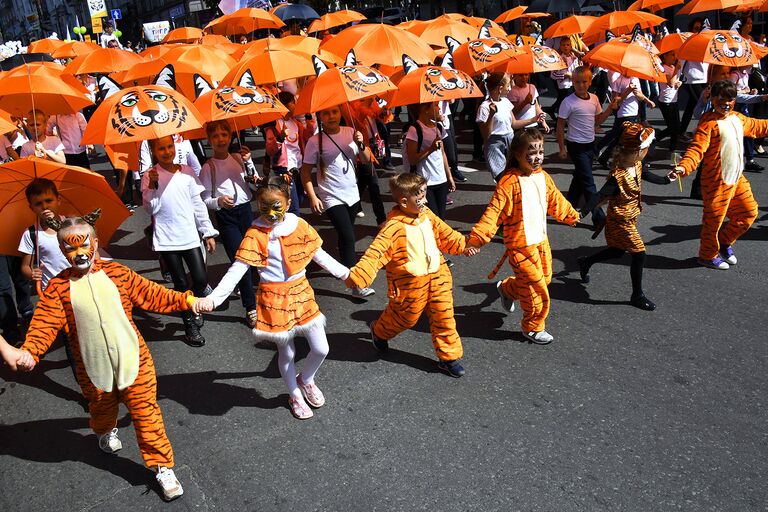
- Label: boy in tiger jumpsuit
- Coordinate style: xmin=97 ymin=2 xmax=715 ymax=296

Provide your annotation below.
xmin=1 ymin=212 xmax=196 ymax=501
xmin=345 ymin=173 xmax=468 ymax=377
xmin=467 ymin=128 xmax=580 ymax=345
xmin=670 ymin=80 xmax=768 ymax=269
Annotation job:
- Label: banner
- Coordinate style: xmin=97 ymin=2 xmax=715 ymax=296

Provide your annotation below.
xmin=87 ymin=0 xmax=108 ymax=18
xmin=92 ymin=17 xmax=103 ymax=34
xmin=143 ymin=21 xmax=171 ymax=43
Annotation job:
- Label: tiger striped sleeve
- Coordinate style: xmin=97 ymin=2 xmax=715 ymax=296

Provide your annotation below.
xmin=740 ymin=114 xmax=768 ymax=139
xmin=427 ymin=209 xmax=466 ymax=256
xmin=110 ymin=261 xmax=192 ymax=313
xmin=467 ymin=176 xmax=514 ymax=247
xmin=545 ymin=172 xmax=580 ymax=226
xmin=679 ymin=118 xmax=714 ymax=176
xmin=22 ymin=280 xmax=68 ymax=362
xmin=346 ymin=221 xmax=397 ymax=289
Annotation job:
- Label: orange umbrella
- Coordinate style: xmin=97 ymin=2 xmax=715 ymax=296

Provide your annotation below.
xmin=293 ymin=56 xmax=397 ymax=116
xmin=676 ymin=30 xmax=760 ymax=67
xmin=222 ymin=50 xmax=315 ymax=87
xmin=678 ymin=0 xmax=741 ymax=14
xmin=0 ymin=157 xmax=129 ymax=255
xmin=0 ymin=65 xmax=93 ymax=116
xmin=627 ymin=0 xmax=683 ymax=11
xmin=492 ymin=44 xmax=567 ymax=74
xmin=140 ymin=45 xmax=175 ymax=60
xmin=582 ymin=11 xmax=666 ymax=45
xmin=388 ymin=57 xmax=482 ymax=107
xmin=65 ymin=48 xmax=147 ymax=75
xmin=443 ymin=14 xmax=507 ymax=34
xmin=724 ymin=0 xmax=763 ymax=11
xmin=452 ymin=37 xmax=525 ymax=76
xmin=159 ymin=44 xmax=236 ymax=89
xmin=199 ymin=34 xmax=242 ymax=54
xmin=27 ymin=38 xmax=69 ymax=55
xmin=583 ymin=33 xmax=667 ymax=82
xmin=0 ymin=108 xmax=17 ymax=134
xmin=398 ymin=19 xmax=428 ymax=31
xmin=543 ymin=16 xmax=597 ymax=38
xmin=235 ymin=35 xmax=324 ymax=60
xmin=81 ymin=77 xmax=206 ymax=146
xmin=51 ymin=41 xmax=101 ymax=59
xmin=409 ymin=15 xmax=506 ymax=48
xmin=308 ymin=10 xmax=366 ymax=33
xmin=495 ymin=6 xmax=528 ymax=23
xmin=205 ymin=7 xmax=285 ymax=35
xmin=162 ymin=27 xmax=204 ymax=43
xmin=655 ymin=32 xmax=693 ymax=54
xmin=320 ymin=24 xmax=436 ymax=68
xmin=118 ymin=57 xmax=233 ymax=100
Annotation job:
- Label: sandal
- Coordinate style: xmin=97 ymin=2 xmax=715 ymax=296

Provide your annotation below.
xmin=297 ymin=374 xmax=325 ymax=408
xmin=288 ymin=396 xmax=313 ymax=420
xmin=245 ymin=310 xmax=258 ymax=329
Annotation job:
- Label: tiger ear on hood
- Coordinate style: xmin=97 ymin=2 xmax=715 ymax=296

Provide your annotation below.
xmin=97 ymin=75 xmax=123 ymax=103
xmin=344 ymin=49 xmax=358 ymax=66
xmin=154 ymin=64 xmax=177 ymax=91
xmin=194 ymin=74 xmax=215 ymax=99
xmin=478 ymin=19 xmax=492 ymax=39
xmin=402 ymin=54 xmax=419 ymax=75
xmin=312 ymin=55 xmax=329 ymax=76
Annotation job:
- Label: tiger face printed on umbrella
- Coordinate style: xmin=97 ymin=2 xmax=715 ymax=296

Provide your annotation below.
xmin=388 ymin=54 xmax=482 ymax=107
xmin=111 ymin=88 xmax=189 ymax=135
xmin=337 ymin=65 xmax=391 ymax=93
xmin=709 ymin=32 xmax=753 ymax=62
xmin=452 ymin=35 xmax=524 ymax=76
xmin=677 ymin=30 xmax=760 ymax=68
xmin=529 ymin=45 xmax=564 ymax=69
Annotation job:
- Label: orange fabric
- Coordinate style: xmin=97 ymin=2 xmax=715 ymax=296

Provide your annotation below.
xmin=498 ymin=240 xmax=552 ymax=332
xmin=22 ymin=260 xmax=191 ymax=468
xmin=236 ymin=218 xmax=322 ymax=274
xmin=253 ymin=277 xmax=321 ymax=334
xmin=678 ymin=111 xmax=768 ymax=259
xmin=605 ymin=163 xmax=646 ymax=253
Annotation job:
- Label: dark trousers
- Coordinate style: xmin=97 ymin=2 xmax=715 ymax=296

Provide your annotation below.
xmin=376 ymin=119 xmax=393 ymax=167
xmin=656 ymin=101 xmax=680 ymax=153
xmin=565 ymin=140 xmax=605 ymax=224
xmin=325 ymin=202 xmax=361 ymax=268
xmin=597 ymin=114 xmax=638 ymax=162
xmin=64 ymin=151 xmax=90 ymax=169
xmin=551 ymin=86 xmax=573 ymax=118
xmin=590 ymin=70 xmax=609 ymax=105
xmin=356 ymin=163 xmax=387 ymax=225
xmin=159 ymin=247 xmax=208 ymax=320
xmin=680 ymin=83 xmax=706 ymax=135
xmin=272 ymin=167 xmax=301 ymax=215
xmin=0 ymin=255 xmax=18 ymax=334
xmin=426 ymin=181 xmax=449 ymax=220
xmin=216 ymin=203 xmax=256 ymax=311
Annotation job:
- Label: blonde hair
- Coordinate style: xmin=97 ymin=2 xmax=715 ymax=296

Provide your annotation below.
xmin=390 ymin=173 xmax=426 ymax=200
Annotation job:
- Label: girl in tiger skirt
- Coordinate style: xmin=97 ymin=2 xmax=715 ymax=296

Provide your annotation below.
xmin=466 ymin=128 xmax=580 ymax=345
xmin=193 ymin=176 xmax=350 ymax=420
xmin=577 ymin=121 xmax=671 ymax=311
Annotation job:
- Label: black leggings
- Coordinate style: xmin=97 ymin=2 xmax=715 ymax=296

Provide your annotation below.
xmin=426 ymin=182 xmax=449 ymax=220
xmin=583 ymin=248 xmax=646 ymax=299
xmin=159 ymin=248 xmax=208 ymax=318
xmin=357 ymin=163 xmax=387 ymax=225
xmin=325 ymin=202 xmax=360 ymax=268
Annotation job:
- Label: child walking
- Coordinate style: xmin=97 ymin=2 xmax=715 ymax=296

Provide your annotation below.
xmin=345 ymin=173 xmax=469 ymax=377
xmin=467 ymin=128 xmax=580 ymax=345
xmin=577 ymin=122 xmax=671 ymax=311
xmin=194 ymin=176 xmax=349 ymax=420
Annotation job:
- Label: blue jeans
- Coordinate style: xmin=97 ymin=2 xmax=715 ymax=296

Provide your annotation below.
xmin=216 ymin=203 xmax=257 ymax=312
xmin=566 ymin=140 xmax=605 ymax=224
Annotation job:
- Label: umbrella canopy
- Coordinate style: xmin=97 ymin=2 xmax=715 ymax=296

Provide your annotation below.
xmin=321 ymin=23 xmax=436 ymax=68
xmin=65 ymin=48 xmax=147 ymax=75
xmin=160 ymin=44 xmax=236 ymax=87
xmin=678 ymin=0 xmax=742 ymax=15
xmin=222 ymin=50 xmax=315 ymax=87
xmin=676 ymin=30 xmax=760 ymax=67
xmin=27 ymin=39 xmax=69 ymax=55
xmin=205 ymin=7 xmax=284 ymax=35
xmin=627 ymin=0 xmax=683 ymax=11
xmin=543 ymin=16 xmax=597 ymax=38
xmin=655 ymin=32 xmax=693 ymax=54
xmin=0 ymin=65 xmax=93 ymax=116
xmin=50 ymin=41 xmax=101 ymax=59
xmin=582 ymin=11 xmax=666 ymax=45
xmin=409 ymin=15 xmax=506 ymax=48
xmin=0 ymin=53 xmax=55 ymax=71
xmin=272 ymin=3 xmax=320 ymax=24
xmin=452 ymin=37 xmax=525 ymax=76
xmin=583 ymin=34 xmax=667 ymax=82
xmin=293 ymin=56 xmax=397 ymax=116
xmin=0 ymin=108 xmax=17 ymax=134
xmin=388 ymin=57 xmax=482 ymax=107
xmin=0 ymin=157 xmax=129 ymax=255
xmin=139 ymin=45 xmax=175 ymax=60
xmin=81 ymin=77 xmax=206 ymax=146
xmin=492 ymin=44 xmax=567 ymax=74
xmin=495 ymin=6 xmax=529 ymax=24
xmin=162 ymin=27 xmax=204 ymax=44
xmin=308 ymin=10 xmax=366 ymax=33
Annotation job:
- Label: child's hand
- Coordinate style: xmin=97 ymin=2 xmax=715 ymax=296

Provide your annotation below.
xmin=540 ymin=120 xmax=550 ymax=134
xmin=558 ymin=149 xmax=568 ymax=160
xmin=1 ymin=342 xmax=35 ymax=372
xmin=488 ymin=102 xmax=498 ymax=116
xmin=667 ymin=166 xmax=684 ymax=181
xmin=239 ymin=146 xmax=252 ymax=162
xmin=429 ymin=138 xmax=442 ymax=153
xmin=463 ymin=246 xmax=479 ymax=257
xmin=217 ymin=195 xmax=235 ymax=209
xmin=31 ymin=267 xmax=43 ymax=281
xmin=192 ymin=297 xmax=214 ymax=314
xmin=353 ymin=130 xmax=365 ymax=149
xmin=204 ymin=237 xmax=216 ymax=253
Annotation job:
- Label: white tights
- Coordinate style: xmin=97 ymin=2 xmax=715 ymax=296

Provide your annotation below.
xmin=275 ymin=324 xmax=329 ymax=400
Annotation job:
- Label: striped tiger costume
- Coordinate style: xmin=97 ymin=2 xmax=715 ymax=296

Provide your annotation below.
xmin=346 ymin=206 xmax=466 ymax=362
xmin=605 ymin=162 xmax=647 ymax=253
xmin=21 ymin=259 xmax=192 ymax=469
xmin=678 ymin=111 xmax=768 ymax=261
xmin=468 ymin=168 xmax=579 ymax=333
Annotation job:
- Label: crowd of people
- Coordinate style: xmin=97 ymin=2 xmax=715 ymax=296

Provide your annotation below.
xmin=1 ymin=7 xmax=767 ymax=503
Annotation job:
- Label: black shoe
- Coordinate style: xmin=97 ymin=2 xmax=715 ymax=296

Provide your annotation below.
xmin=453 ymin=170 xmax=468 ymax=182
xmin=183 ymin=319 xmax=206 ymax=347
xmin=445 ymin=258 xmax=454 ymax=268
xmin=193 ymin=313 xmax=204 ymax=327
xmin=597 ymin=158 xmax=610 ymax=170
xmin=162 ymin=272 xmax=173 ymax=283
xmin=369 ymin=322 xmax=389 ymax=352
xmin=437 ymin=359 xmax=465 ymax=378
xmin=577 ymin=256 xmax=591 ymax=283
xmin=745 ymin=160 xmax=764 ymax=172
xmin=381 ymin=162 xmax=396 ymax=171
xmin=630 ymin=294 xmax=656 ymax=311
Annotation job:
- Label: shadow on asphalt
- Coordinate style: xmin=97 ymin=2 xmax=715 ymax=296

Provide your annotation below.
xmin=1 ymin=356 xmax=87 ymax=410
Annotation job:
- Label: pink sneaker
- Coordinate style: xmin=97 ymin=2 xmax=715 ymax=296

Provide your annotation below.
xmin=297 ymin=374 xmax=325 ymax=408
xmin=288 ymin=396 xmax=313 ymax=420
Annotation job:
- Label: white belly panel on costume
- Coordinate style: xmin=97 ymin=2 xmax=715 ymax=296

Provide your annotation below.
xmin=717 ymin=116 xmax=744 ymax=186
xmin=519 ymin=173 xmax=548 ymax=246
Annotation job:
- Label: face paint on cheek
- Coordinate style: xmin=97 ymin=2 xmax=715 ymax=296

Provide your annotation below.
xmin=61 ymin=233 xmax=95 ymax=269
xmin=260 ymin=199 xmax=286 ymax=224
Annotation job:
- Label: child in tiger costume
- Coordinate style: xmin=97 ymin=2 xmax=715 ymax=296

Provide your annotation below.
xmin=344 ymin=173 xmax=469 ymax=377
xmin=670 ymin=80 xmax=768 ymax=269
xmin=1 ymin=211 xmax=196 ymax=501
xmin=193 ymin=176 xmax=350 ymax=420
xmin=466 ymin=128 xmax=580 ymax=345
xmin=577 ymin=121 xmax=671 ymax=311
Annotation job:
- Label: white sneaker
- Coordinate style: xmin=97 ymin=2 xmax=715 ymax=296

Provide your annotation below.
xmin=356 ymin=210 xmax=365 ymax=218
xmin=98 ymin=428 xmax=122 ymax=454
xmin=351 ymin=286 xmax=375 ymax=298
xmin=156 ymin=466 xmax=184 ymax=501
xmin=523 ymin=330 xmax=554 ymax=345
xmin=496 ymin=281 xmax=515 ymax=313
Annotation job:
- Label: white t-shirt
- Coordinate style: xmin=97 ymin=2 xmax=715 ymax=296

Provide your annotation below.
xmin=682 ymin=60 xmax=709 ymax=84
xmin=20 ymin=136 xmax=65 ymax=158
xmin=46 ymin=113 xmax=87 ymax=154
xmin=476 ymin=97 xmax=514 ymax=136
xmin=507 ymin=84 xmax=539 ymax=126
xmin=303 ymin=127 xmax=361 ymax=209
xmin=280 ymin=118 xmax=304 ymax=169
xmin=609 ymin=72 xmax=641 ymax=118
xmin=199 ymin=154 xmax=253 ymax=210
xmin=658 ymin=64 xmax=681 ymax=104
xmin=405 ymin=121 xmax=448 ymax=186
xmin=551 ymin=54 xmax=579 ymax=89
xmin=558 ymin=92 xmax=603 ymax=144
xmin=141 ymin=164 xmax=218 ymax=251
xmin=17 ymin=223 xmax=69 ymax=290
